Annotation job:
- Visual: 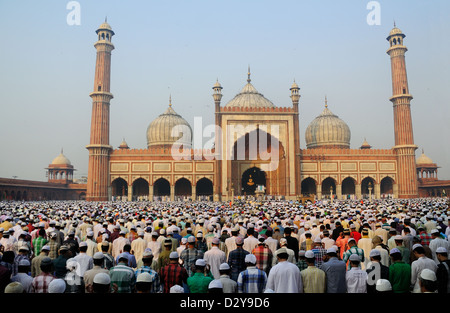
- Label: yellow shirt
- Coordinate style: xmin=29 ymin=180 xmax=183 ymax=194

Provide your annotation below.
xmin=301 ymin=266 xmax=326 ymax=293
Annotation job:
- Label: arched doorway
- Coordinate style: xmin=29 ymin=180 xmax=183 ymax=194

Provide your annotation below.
xmin=175 ymin=178 xmax=192 ymax=200
xmin=111 ymin=178 xmax=128 ymax=201
xmin=301 ymin=178 xmax=317 ymax=197
xmin=342 ymin=177 xmax=356 ymax=200
xmin=241 ymin=167 xmax=266 ymax=196
xmin=322 ymin=177 xmax=336 ymax=199
xmin=230 ymin=127 xmax=286 ymax=197
xmin=133 ymin=178 xmax=149 ymax=201
xmin=361 ymin=177 xmax=376 ymax=199
xmin=153 ymin=178 xmax=170 ymax=199
xmin=380 ymin=177 xmax=394 ymax=199
xmin=196 ymin=178 xmax=213 ymax=201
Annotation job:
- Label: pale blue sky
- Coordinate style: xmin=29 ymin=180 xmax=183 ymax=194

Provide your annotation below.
xmin=0 ymin=0 xmax=449 ymax=181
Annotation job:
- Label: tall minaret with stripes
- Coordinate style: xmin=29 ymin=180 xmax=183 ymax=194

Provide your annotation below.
xmin=386 ymin=25 xmax=419 ymax=198
xmin=86 ymin=20 xmax=115 ymax=201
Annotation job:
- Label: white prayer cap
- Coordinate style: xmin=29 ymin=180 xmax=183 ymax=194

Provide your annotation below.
xmin=376 ymin=279 xmax=392 ymax=292
xmin=431 ymin=229 xmax=440 ymax=235
xmin=314 ymin=237 xmax=322 ymax=243
xmin=4 ymin=282 xmax=23 ymax=293
xmin=137 ymin=272 xmax=155 ymax=283
xmin=349 ymin=254 xmax=360 ymax=262
xmin=208 ymin=279 xmax=223 ymax=289
xmin=436 ymin=247 xmax=448 ymax=254
xmin=245 ymin=254 xmax=257 ymax=264
xmin=181 ymin=237 xmax=188 ymax=244
xmin=170 ymin=285 xmax=184 ymax=293
xmin=394 ymin=235 xmax=403 ymax=241
xmin=79 ymin=241 xmax=87 ymax=248
xmin=279 ymin=238 xmax=287 ymax=246
xmin=298 ymin=250 xmax=306 ymax=257
xmin=369 ymin=249 xmax=381 ymax=258
xmin=412 ymin=244 xmax=423 ymax=251
xmin=143 ymin=250 xmax=154 ymax=257
xmin=19 ymin=259 xmax=30 ymax=267
xmin=48 ymin=279 xmax=66 ymax=293
xmin=219 ymin=263 xmax=230 ymax=271
xmin=93 ymin=252 xmax=104 ymax=260
xmin=305 ymin=250 xmax=315 ymax=259
xmin=169 ymin=251 xmax=179 ymax=259
xmin=93 ymin=273 xmax=111 ymax=285
xmin=195 ymin=259 xmax=206 ymax=267
xmin=420 ymin=268 xmax=437 ymax=282
xmin=326 ymin=247 xmax=337 ymax=254
xmin=188 ymin=236 xmax=196 ymax=243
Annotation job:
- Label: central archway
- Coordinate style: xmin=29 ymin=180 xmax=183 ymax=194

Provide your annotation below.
xmin=230 ymin=127 xmax=286 ymax=196
xmin=241 ymin=167 xmax=266 ymax=195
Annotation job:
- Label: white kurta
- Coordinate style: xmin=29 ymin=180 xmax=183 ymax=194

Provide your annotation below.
xmin=266 ymin=261 xmax=303 ymax=293
xmin=204 ymin=246 xmax=227 ymax=279
xmin=346 ymin=267 xmax=368 ymax=293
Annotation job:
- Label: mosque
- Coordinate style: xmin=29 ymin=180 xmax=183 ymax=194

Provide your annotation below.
xmin=1 ymin=21 xmax=449 ymax=202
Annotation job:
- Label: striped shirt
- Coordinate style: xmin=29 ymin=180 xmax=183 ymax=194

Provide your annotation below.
xmin=32 ymin=272 xmax=55 ymax=293
xmin=160 ymin=263 xmax=189 ymax=293
xmin=32 ymin=236 xmax=48 ymax=257
xmin=135 ymin=266 xmax=161 ymax=293
xmin=180 ymin=248 xmax=204 ymax=276
xmin=252 ymin=245 xmax=273 ymax=274
xmin=228 ymin=248 xmax=249 ymax=281
xmin=237 ymin=266 xmax=267 ymax=293
xmin=311 ymin=246 xmax=327 ymax=268
xmin=343 ymin=246 xmax=365 ymax=270
xmin=109 ymin=263 xmax=136 ymax=293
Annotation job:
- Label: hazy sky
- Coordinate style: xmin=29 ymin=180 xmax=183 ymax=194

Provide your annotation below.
xmin=1 ymin=0 xmax=449 ymax=182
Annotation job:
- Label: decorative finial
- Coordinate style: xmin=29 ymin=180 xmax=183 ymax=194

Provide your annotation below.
xmin=393 ymin=19 xmax=396 ymax=28
xmin=422 ymin=148 xmax=424 ymax=154
xmin=247 ymin=65 xmax=251 ymax=83
xmin=325 ymin=95 xmax=328 ymax=108
xmin=105 ymin=16 xmax=107 ymax=23
xmin=61 ymin=148 xmax=64 ymax=154
xmin=169 ymin=94 xmax=172 ymax=107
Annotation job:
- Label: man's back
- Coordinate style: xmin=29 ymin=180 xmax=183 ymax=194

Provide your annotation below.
xmin=237 ymin=266 xmax=267 ymax=293
xmin=267 ymin=261 xmax=303 ymax=293
xmin=301 ymin=265 xmax=325 ymax=293
xmin=320 ymin=257 xmax=347 ymax=293
xmin=109 ymin=263 xmax=136 ymax=293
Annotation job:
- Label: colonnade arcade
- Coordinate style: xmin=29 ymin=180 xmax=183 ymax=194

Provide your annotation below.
xmin=300 ymin=175 xmax=396 ymax=200
xmin=111 ymin=176 xmax=214 ymax=201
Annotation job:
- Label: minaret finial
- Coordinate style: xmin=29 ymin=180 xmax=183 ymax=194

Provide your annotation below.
xmin=325 ymin=95 xmax=328 ymax=108
xmin=61 ymin=147 xmax=63 ymax=154
xmin=247 ymin=65 xmax=251 ymax=83
xmin=169 ymin=94 xmax=172 ymax=107
xmin=422 ymin=148 xmax=424 ymax=154
xmin=105 ymin=16 xmax=107 ymax=23
xmin=393 ymin=19 xmax=396 ymax=28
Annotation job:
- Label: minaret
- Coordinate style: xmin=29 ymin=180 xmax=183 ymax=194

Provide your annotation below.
xmin=213 ymin=79 xmax=223 ymax=201
xmin=86 ymin=20 xmax=115 ymax=201
xmin=290 ymin=80 xmax=302 ymax=195
xmin=386 ymin=25 xmax=419 ymax=198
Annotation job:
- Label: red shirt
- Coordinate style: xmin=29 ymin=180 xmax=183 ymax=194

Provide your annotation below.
xmin=350 ymin=231 xmax=362 ymax=243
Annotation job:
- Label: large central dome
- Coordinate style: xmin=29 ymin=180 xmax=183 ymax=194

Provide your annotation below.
xmin=146 ymin=101 xmax=192 ymax=149
xmin=305 ymin=100 xmax=351 ymax=149
xmin=224 ymin=72 xmax=276 ymax=109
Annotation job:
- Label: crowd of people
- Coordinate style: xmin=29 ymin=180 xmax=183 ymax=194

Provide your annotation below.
xmin=0 ymin=197 xmax=449 ymax=294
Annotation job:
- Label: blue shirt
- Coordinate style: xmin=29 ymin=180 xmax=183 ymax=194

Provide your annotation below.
xmin=320 ymin=257 xmax=347 ymax=293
